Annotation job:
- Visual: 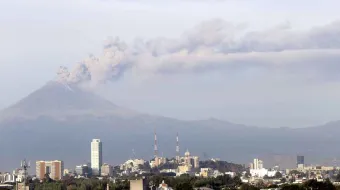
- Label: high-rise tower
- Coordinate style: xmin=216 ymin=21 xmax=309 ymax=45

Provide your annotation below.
xmin=297 ymin=155 xmax=304 ymax=168
xmin=91 ymin=139 xmax=103 ymax=176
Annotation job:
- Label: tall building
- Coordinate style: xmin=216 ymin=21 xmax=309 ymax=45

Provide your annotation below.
xmin=249 ymin=163 xmax=254 ymax=169
xmin=297 ymin=155 xmax=304 ymax=168
xmin=91 ymin=139 xmax=103 ymax=176
xmin=193 ymin=156 xmax=200 ymax=168
xmin=36 ymin=160 xmax=64 ymax=180
xmin=101 ymin=163 xmax=113 ymax=177
xmin=253 ymin=159 xmax=263 ymax=170
xmin=184 ymin=149 xmax=191 ymax=168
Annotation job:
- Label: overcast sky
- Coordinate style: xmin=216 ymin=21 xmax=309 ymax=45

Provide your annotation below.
xmin=1 ymin=0 xmax=340 ymax=127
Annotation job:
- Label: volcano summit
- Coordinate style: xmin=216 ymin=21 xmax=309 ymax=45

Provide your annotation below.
xmin=0 ymin=81 xmax=138 ymax=122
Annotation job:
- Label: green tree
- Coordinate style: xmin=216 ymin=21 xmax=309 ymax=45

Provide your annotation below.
xmin=281 ymin=184 xmax=304 ymax=190
xmin=175 ymin=182 xmax=193 ymax=190
xmin=303 ymin=179 xmax=336 ymax=190
xmin=335 ymin=173 xmax=340 ymax=182
xmin=275 ymin=171 xmax=282 ymax=178
xmin=244 ymin=171 xmax=251 ymax=178
xmin=239 ymin=184 xmax=260 ymax=190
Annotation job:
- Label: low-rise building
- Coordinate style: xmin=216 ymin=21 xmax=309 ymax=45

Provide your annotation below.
xmin=225 ymin=172 xmax=236 ymax=177
xmin=13 ymin=168 xmax=25 ymax=182
xmin=36 ymin=160 xmax=64 ymax=180
xmin=200 ymin=168 xmax=213 ymax=178
xmin=75 ymin=164 xmax=91 ymax=177
xmin=0 ymin=172 xmax=16 ymax=183
xmin=130 ymin=178 xmax=148 ymax=190
xmin=121 ymin=159 xmax=145 ymax=170
xmin=101 ymin=163 xmax=113 ymax=177
xmin=157 ymin=180 xmax=173 ymax=190
xmin=160 ymin=169 xmax=177 ymax=174
xmin=178 ymin=165 xmax=191 ymax=175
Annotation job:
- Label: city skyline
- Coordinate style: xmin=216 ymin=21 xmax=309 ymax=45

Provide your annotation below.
xmin=1 ymin=0 xmax=340 ymax=184
xmin=2 ymin=0 xmax=340 ymax=189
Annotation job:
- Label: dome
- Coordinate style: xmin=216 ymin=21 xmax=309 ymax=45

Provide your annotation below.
xmin=185 ymin=149 xmax=190 ymax=156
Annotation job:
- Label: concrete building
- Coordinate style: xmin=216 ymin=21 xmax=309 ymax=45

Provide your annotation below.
xmin=297 ymin=155 xmax=304 ymax=168
xmin=253 ymin=159 xmax=263 ymax=170
xmin=225 ymin=172 xmax=236 ymax=177
xmin=130 ymin=178 xmax=148 ymax=190
xmin=91 ymin=139 xmax=102 ymax=176
xmin=63 ymin=169 xmax=71 ymax=176
xmin=288 ymin=165 xmax=335 ymax=175
xmin=250 ymin=163 xmax=254 ymax=169
xmin=0 ymin=184 xmax=14 ymax=190
xmin=249 ymin=159 xmax=281 ymax=178
xmin=151 ymin=157 xmax=166 ymax=168
xmin=250 ymin=168 xmax=267 ymax=178
xmin=178 ymin=165 xmax=191 ymax=174
xmin=184 ymin=150 xmax=191 ymax=167
xmin=120 ymin=159 xmax=145 ymax=170
xmin=157 ymin=180 xmax=173 ymax=190
xmin=75 ymin=164 xmax=91 ymax=177
xmin=101 ymin=163 xmax=113 ymax=177
xmin=160 ymin=169 xmax=177 ymax=174
xmin=12 ymin=168 xmax=25 ymax=182
xmin=200 ymin=168 xmax=213 ymax=178
xmin=17 ymin=182 xmax=30 ymax=190
xmin=63 ymin=169 xmax=69 ymax=176
xmin=193 ymin=156 xmax=200 ymax=168
xmin=0 ymin=172 xmax=16 ymax=183
xmin=36 ymin=160 xmax=64 ymax=180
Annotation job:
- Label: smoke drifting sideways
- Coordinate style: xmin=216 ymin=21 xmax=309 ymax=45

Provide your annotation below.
xmin=56 ymin=19 xmax=340 ymax=87
xmin=57 ymin=37 xmax=127 ymax=87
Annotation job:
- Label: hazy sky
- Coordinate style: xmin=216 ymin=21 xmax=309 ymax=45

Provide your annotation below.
xmin=1 ymin=0 xmax=340 ymax=127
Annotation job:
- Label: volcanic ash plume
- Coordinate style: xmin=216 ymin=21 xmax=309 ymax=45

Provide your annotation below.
xmin=56 ymin=37 xmax=127 ymax=85
xmin=56 ymin=19 xmax=340 ymax=86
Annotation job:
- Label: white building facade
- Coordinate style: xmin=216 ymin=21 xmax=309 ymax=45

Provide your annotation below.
xmin=91 ymin=139 xmax=103 ymax=176
xmin=253 ymin=159 xmax=263 ymax=170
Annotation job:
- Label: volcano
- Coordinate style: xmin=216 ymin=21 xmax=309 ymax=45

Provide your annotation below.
xmin=0 ymin=81 xmax=138 ymax=121
xmin=0 ymin=81 xmax=340 ymax=172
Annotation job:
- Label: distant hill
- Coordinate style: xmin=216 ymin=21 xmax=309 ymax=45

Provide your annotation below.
xmin=199 ymin=160 xmax=245 ymax=173
xmin=0 ymin=81 xmax=139 ymax=121
xmin=0 ymin=81 xmax=339 ymax=172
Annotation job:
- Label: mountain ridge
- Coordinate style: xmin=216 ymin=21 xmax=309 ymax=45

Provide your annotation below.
xmin=0 ymin=81 xmax=340 ymax=171
xmin=0 ymin=81 xmax=141 ymax=122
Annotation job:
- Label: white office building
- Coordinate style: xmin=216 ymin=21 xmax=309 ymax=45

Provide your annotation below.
xmin=91 ymin=139 xmax=103 ymax=176
xmin=253 ymin=159 xmax=263 ymax=170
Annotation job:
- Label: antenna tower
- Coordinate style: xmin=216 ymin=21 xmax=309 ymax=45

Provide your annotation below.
xmin=20 ymin=159 xmax=30 ymax=188
xmin=154 ymin=129 xmax=158 ymax=158
xmin=333 ymin=157 xmax=337 ymax=168
xmin=132 ymin=149 xmax=136 ymax=159
xmin=176 ymin=132 xmax=180 ymax=163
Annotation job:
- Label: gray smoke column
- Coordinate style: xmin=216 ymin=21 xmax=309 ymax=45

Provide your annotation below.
xmin=57 ymin=37 xmax=127 ymax=85
xmin=56 ymin=19 xmax=340 ymax=86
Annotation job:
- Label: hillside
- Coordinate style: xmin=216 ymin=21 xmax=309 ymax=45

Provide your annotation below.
xmin=0 ymin=81 xmax=339 ymax=171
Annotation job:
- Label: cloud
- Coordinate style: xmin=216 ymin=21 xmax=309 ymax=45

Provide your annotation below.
xmin=56 ymin=19 xmax=340 ymax=86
